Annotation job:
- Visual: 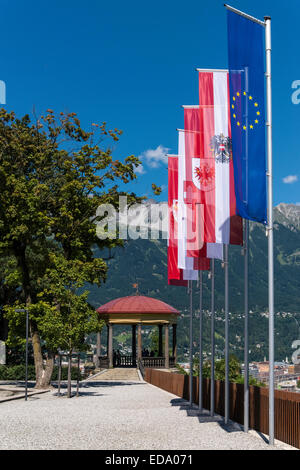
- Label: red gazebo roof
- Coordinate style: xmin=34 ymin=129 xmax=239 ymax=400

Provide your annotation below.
xmin=96 ymin=295 xmax=179 ymax=315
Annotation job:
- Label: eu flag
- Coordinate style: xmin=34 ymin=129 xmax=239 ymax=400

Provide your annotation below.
xmin=227 ymin=10 xmax=267 ymax=224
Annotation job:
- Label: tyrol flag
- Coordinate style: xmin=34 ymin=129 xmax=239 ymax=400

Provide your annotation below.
xmin=177 ymin=126 xmax=215 ymax=269
xmin=227 ymin=10 xmax=267 ymax=224
xmin=184 ymin=71 xmax=243 ymax=246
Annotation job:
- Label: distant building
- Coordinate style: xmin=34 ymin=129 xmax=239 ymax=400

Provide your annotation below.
xmin=288 ymin=364 xmax=300 ymax=375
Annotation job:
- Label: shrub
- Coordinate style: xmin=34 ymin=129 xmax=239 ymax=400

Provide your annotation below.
xmin=0 ymin=365 xmax=81 ymax=381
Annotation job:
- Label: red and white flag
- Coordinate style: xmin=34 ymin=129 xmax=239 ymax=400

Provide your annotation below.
xmin=184 ymin=71 xmax=243 ymax=246
xmin=168 ymin=156 xmax=195 ymax=285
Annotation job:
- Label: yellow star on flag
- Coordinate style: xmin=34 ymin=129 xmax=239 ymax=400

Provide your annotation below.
xmin=237 ymin=121 xmax=240 ymax=126
xmin=250 ymin=124 xmax=254 ymax=129
xmin=255 ymin=119 xmax=258 ymax=124
xmin=254 ymin=102 xmax=258 ymax=107
xmin=256 ymin=111 xmax=260 ymax=115
xmin=236 ymin=92 xmax=240 ymax=96
xmin=249 ymin=96 xmax=253 ymax=100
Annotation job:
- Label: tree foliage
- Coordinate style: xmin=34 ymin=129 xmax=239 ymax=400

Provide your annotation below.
xmin=0 ymin=108 xmax=145 ymax=387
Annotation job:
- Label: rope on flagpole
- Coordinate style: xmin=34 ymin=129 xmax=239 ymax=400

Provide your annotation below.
xmin=224 ymin=244 xmax=229 ymax=425
xmin=189 ymin=280 xmax=193 ymax=408
xmin=199 ymin=271 xmax=203 ymax=413
xmin=210 ymin=259 xmax=215 ymax=417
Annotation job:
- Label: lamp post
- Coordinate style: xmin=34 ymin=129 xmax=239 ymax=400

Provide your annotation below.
xmin=15 ymin=308 xmax=29 ymax=401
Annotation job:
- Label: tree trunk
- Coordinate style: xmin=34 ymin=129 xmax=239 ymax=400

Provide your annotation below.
xmin=14 ymin=243 xmax=54 ymax=389
xmin=32 ymin=328 xmax=54 ymax=389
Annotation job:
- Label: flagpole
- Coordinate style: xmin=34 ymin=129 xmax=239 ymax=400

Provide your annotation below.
xmin=224 ymin=244 xmax=229 ymax=424
xmin=244 ymin=219 xmax=249 ymax=432
xmin=210 ymin=259 xmax=215 ymax=416
xmin=244 ymin=62 xmax=250 ymax=433
xmin=265 ymin=15 xmax=275 ymax=446
xmin=199 ymin=271 xmax=203 ymax=412
xmin=225 ymin=3 xmax=273 ymax=443
xmin=189 ymin=280 xmax=193 ymax=408
xmin=224 ymin=4 xmax=265 ymax=26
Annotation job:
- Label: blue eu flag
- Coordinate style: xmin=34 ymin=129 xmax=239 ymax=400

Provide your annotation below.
xmin=227 ymin=10 xmax=267 ymax=224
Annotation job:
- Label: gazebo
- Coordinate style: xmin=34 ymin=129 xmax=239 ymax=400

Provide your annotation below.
xmin=96 ymin=295 xmax=179 ymax=369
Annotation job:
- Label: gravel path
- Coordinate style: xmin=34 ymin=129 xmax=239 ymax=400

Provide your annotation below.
xmin=0 ymin=379 xmax=295 ymax=450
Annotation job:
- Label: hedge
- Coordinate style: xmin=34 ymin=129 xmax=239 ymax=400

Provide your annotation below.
xmin=0 ymin=365 xmax=81 ymax=381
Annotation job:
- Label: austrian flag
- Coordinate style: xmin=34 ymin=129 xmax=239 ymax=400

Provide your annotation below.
xmin=184 ymin=71 xmax=243 ymax=246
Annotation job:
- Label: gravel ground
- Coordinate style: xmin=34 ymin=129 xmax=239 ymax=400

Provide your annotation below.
xmin=0 ymin=380 xmax=295 ymax=450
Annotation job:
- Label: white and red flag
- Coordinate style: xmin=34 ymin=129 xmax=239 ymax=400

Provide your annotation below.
xmin=176 ymin=128 xmax=214 ymax=272
xmin=180 ymin=108 xmax=224 ymax=260
xmin=184 ymin=71 xmax=243 ymax=246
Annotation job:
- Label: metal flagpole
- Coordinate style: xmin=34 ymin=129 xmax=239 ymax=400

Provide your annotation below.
xmin=225 ymin=3 xmax=274 ymax=444
xmin=199 ymin=271 xmax=203 ymax=412
xmin=15 ymin=308 xmax=29 ymax=401
xmin=189 ymin=280 xmax=193 ymax=408
xmin=25 ymin=309 xmax=29 ymax=402
xmin=265 ymin=15 xmax=274 ymax=446
xmin=224 ymin=4 xmax=265 ymax=26
xmin=210 ymin=259 xmax=215 ymax=416
xmin=224 ymin=245 xmax=229 ymax=424
xmin=244 ymin=62 xmax=250 ymax=433
xmin=244 ymin=219 xmax=249 ymax=432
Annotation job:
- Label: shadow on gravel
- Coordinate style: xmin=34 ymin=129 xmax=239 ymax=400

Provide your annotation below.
xmin=52 ymin=391 xmax=106 ymax=398
xmin=252 ymin=431 xmax=269 ymax=444
xmin=0 ymin=381 xmax=35 ymax=388
xmin=170 ymin=398 xmax=243 ymax=434
xmin=80 ymin=381 xmax=144 ymax=387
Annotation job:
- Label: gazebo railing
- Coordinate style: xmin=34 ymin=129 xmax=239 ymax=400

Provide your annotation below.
xmin=99 ymin=356 xmax=109 ymax=369
xmin=98 ymin=355 xmax=176 ymax=369
xmin=114 ymin=355 xmax=136 ymax=368
xmin=142 ymin=356 xmax=176 ymax=368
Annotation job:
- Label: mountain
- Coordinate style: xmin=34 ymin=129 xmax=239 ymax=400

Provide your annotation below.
xmin=87 ymin=203 xmax=300 ymax=362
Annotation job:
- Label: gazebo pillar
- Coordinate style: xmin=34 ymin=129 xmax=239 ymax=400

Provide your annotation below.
xmin=172 ymin=324 xmax=177 ymax=362
xmin=96 ymin=331 xmax=101 ymax=368
xmin=164 ymin=324 xmax=169 ymax=369
xmin=158 ymin=325 xmax=163 ymax=357
xmin=108 ymin=323 xmax=113 ymax=368
xmin=137 ymin=323 xmax=142 ymax=362
xmin=132 ymin=324 xmax=136 ymax=366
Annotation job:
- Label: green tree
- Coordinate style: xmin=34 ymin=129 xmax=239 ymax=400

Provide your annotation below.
xmin=0 ymin=109 xmax=145 ymax=388
xmin=215 ymin=355 xmax=241 ymax=382
xmin=194 ymin=355 xmax=241 ymax=381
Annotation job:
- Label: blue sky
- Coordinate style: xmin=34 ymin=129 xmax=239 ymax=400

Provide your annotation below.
xmin=2 ymin=0 xmax=300 ymax=205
